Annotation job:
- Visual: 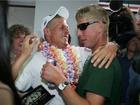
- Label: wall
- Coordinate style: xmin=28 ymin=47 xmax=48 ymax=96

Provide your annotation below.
xmin=34 ymin=0 xmax=98 ymax=45
xmin=8 ymin=4 xmax=35 ymax=32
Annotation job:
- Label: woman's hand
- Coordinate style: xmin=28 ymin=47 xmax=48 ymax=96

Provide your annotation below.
xmin=21 ymin=34 xmax=39 ymax=57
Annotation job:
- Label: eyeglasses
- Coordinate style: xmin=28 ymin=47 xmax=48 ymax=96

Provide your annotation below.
xmin=77 ymin=20 xmax=98 ymax=31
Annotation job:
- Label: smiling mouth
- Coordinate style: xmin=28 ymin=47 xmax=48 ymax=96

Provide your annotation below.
xmin=80 ymin=39 xmax=86 ymax=43
xmin=64 ymin=36 xmax=68 ymax=40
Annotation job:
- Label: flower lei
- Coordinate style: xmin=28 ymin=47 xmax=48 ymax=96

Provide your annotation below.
xmin=39 ymin=41 xmax=80 ymax=84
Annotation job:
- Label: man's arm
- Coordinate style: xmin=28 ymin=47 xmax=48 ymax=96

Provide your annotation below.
xmin=61 ymin=86 xmax=104 ymax=105
xmin=91 ymin=42 xmax=118 ymax=69
xmin=41 ymin=63 xmax=105 ymax=105
xmin=86 ymin=92 xmax=104 ymax=105
xmin=12 ymin=35 xmax=39 ymax=81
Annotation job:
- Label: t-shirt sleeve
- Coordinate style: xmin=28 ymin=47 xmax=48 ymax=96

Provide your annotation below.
xmin=83 ymin=64 xmax=114 ymax=98
xmin=15 ymin=52 xmax=46 ymax=91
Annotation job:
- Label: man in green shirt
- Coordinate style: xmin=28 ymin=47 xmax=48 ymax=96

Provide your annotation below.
xmin=76 ymin=56 xmax=122 ymax=105
xmin=41 ymin=4 xmax=122 ymax=105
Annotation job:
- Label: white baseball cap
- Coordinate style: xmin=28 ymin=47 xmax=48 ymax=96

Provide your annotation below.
xmin=40 ymin=6 xmax=69 ymax=39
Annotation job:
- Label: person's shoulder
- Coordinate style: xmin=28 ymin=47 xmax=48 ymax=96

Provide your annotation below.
xmin=93 ymin=57 xmax=121 ymax=72
xmin=71 ymin=45 xmax=90 ymax=50
xmin=71 ymin=46 xmax=91 ymax=53
xmin=0 ymin=82 xmax=14 ymax=105
xmin=112 ymin=57 xmax=120 ymax=64
xmin=0 ymin=81 xmax=11 ymax=90
xmin=109 ymin=57 xmax=122 ymax=71
xmin=30 ymin=51 xmax=46 ymax=61
xmin=0 ymin=81 xmax=13 ymax=97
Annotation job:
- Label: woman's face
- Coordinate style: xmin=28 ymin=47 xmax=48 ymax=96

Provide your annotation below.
xmin=11 ymin=33 xmax=26 ymax=56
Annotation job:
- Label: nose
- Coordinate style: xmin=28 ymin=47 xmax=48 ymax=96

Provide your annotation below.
xmin=64 ymin=26 xmax=70 ymax=36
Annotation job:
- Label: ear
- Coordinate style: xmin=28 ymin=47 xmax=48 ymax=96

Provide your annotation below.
xmin=44 ymin=27 xmax=51 ymax=40
xmin=96 ymin=21 xmax=103 ymax=31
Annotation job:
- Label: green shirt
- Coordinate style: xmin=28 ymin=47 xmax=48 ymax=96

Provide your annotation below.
xmin=76 ymin=57 xmax=122 ymax=105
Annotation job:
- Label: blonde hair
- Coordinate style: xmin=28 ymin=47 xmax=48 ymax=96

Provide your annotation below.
xmin=75 ymin=4 xmax=109 ymax=35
